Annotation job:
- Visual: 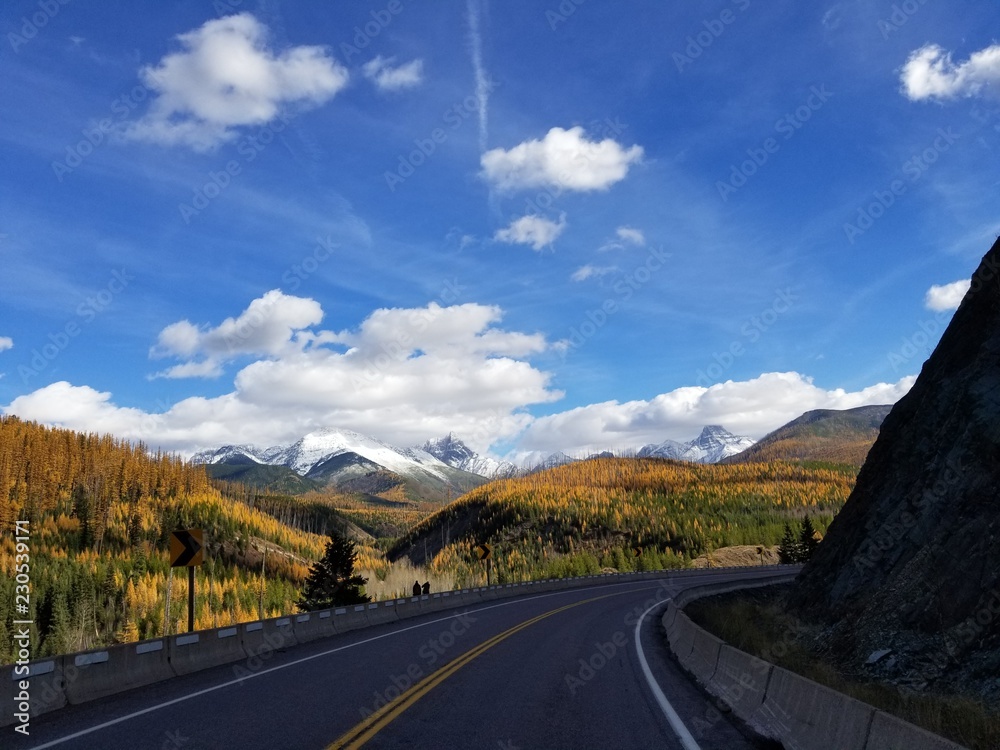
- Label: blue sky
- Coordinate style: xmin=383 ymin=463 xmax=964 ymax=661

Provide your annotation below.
xmin=1 ymin=0 xmax=998 ymax=459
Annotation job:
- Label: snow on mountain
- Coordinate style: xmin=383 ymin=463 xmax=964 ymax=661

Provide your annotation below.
xmin=636 ymin=439 xmax=687 ymax=460
xmin=270 ymin=428 xmax=452 ymax=480
xmin=638 ymin=425 xmax=754 ymax=464
xmin=421 ymin=434 xmax=518 ymax=478
xmin=190 ymin=444 xmax=267 ymax=465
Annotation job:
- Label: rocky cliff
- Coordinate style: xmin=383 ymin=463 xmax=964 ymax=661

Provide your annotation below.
xmin=794 ymin=236 xmax=1000 ymax=697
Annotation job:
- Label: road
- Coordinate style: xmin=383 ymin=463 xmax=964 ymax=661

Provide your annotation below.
xmin=10 ymin=569 xmax=786 ymax=750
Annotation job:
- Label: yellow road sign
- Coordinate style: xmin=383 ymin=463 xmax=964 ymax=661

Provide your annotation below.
xmin=170 ymin=529 xmax=204 ymax=567
xmin=475 ymin=543 xmax=493 ymax=561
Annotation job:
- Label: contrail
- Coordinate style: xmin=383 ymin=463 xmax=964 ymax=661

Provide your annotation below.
xmin=467 ymin=0 xmax=489 ymax=153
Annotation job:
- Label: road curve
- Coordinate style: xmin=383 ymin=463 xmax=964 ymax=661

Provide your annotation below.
xmin=10 ymin=569 xmax=785 ymax=750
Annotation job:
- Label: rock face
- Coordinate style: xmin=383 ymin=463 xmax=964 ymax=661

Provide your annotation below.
xmin=794 ymin=237 xmax=1000 ymax=690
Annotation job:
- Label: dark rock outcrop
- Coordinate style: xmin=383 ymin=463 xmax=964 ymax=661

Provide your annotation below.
xmin=794 ymin=236 xmax=1000 ymax=691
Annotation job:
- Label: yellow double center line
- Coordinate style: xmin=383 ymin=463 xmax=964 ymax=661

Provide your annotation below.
xmin=327 ymin=592 xmax=619 ymax=749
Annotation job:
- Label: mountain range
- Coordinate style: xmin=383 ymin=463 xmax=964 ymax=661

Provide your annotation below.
xmin=192 ymin=428 xmax=488 ymax=502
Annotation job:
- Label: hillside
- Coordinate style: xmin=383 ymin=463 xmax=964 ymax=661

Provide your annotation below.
xmin=0 ymin=416 xmax=385 ymax=664
xmin=205 ymin=462 xmax=324 ymax=494
xmin=389 ymin=456 xmax=855 ymax=585
xmin=722 ymin=405 xmax=891 ymax=466
xmin=794 ymin=236 xmax=1000 ymax=703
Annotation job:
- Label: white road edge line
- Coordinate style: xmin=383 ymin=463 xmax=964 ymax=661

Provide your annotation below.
xmin=634 ymin=598 xmax=702 ymax=750
xmin=25 ymin=578 xmax=677 ymax=750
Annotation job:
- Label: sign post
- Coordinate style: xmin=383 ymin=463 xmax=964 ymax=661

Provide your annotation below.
xmin=475 ymin=543 xmax=493 ymax=586
xmin=170 ymin=529 xmax=204 ymax=633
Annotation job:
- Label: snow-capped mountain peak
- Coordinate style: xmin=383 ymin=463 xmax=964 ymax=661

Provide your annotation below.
xmin=638 ymin=425 xmax=754 ymax=463
xmin=421 ymin=434 xmax=517 ymax=478
xmin=189 ymin=444 xmax=266 ymax=465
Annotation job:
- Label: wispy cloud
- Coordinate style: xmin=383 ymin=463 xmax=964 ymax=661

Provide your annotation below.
xmin=0 ymin=337 xmax=13 ymax=352
xmin=570 ymin=265 xmax=617 ymax=282
xmin=362 ymin=56 xmax=424 ymax=91
xmin=494 ymin=213 xmax=567 ymax=250
xmin=467 ymin=0 xmax=490 ymax=152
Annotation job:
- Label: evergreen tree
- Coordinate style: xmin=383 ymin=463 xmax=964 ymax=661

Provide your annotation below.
xmin=297 ymin=532 xmax=370 ymax=611
xmin=778 ymin=523 xmax=800 ymax=564
xmin=799 ymin=515 xmax=821 ymax=562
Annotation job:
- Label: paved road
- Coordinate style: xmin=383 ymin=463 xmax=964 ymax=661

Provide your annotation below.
xmin=10 ymin=570 xmax=785 ymax=750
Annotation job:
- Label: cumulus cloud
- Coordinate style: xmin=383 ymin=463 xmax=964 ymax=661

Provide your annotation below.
xmin=925 ymin=279 xmax=970 ymax=311
xmin=481 ymin=126 xmax=643 ymax=192
xmin=150 ymin=290 xmax=324 ymax=378
xmin=8 ymin=300 xmax=559 ymax=456
xmin=0 ymin=337 xmax=12 ymax=352
xmin=126 ymin=13 xmax=348 ymax=150
xmin=900 ymin=43 xmax=1000 ymax=101
xmin=362 ymin=56 xmax=424 ymax=91
xmin=494 ymin=213 xmax=567 ymax=250
xmin=570 ymin=265 xmax=617 ymax=282
xmin=515 ymin=371 xmax=914 ymax=457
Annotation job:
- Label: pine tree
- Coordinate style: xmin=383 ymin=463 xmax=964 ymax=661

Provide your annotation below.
xmin=297 ymin=532 xmax=370 ymax=611
xmin=778 ymin=523 xmax=800 ymax=564
xmin=799 ymin=515 xmax=820 ymax=562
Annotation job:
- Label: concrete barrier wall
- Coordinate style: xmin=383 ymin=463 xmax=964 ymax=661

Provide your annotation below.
xmin=752 ymin=666 xmax=875 ymax=750
xmin=1 ymin=658 xmax=65 ymax=726
xmin=865 ymin=710 xmax=968 ymax=750
xmin=64 ymin=640 xmax=173 ymax=704
xmin=667 ymin=577 xmax=969 ymax=750
xmin=707 ymin=644 xmax=772 ymax=721
xmin=169 ymin=625 xmax=248 ymax=676
xmin=686 ymin=627 xmax=723 ymax=686
xmin=292 ymin=611 xmax=335 ymax=643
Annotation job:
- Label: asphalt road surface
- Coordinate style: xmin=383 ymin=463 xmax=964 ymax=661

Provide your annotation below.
xmin=9 ymin=569 xmax=787 ymax=750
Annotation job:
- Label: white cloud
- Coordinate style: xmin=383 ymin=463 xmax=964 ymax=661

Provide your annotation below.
xmin=126 ymin=13 xmax=348 ymax=151
xmin=481 ymin=126 xmax=643 ymax=192
xmin=0 ymin=337 xmax=12 ymax=352
xmin=900 ymin=43 xmax=1000 ymax=101
xmin=924 ymin=279 xmax=970 ymax=311
xmin=7 ymin=300 xmax=559 ymax=456
xmin=494 ymin=214 xmax=567 ymax=251
xmin=616 ymin=226 xmax=645 ymax=246
xmin=571 ymin=265 xmax=617 ymax=282
xmin=150 ymin=289 xmax=324 ymax=378
xmin=515 ymin=371 xmax=914 ymax=457
xmin=362 ymin=56 xmax=424 ymax=91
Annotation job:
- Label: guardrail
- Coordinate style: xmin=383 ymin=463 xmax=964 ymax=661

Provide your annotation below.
xmin=1 ymin=564 xmax=785 ymax=728
xmin=663 ymin=578 xmax=970 ymax=750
